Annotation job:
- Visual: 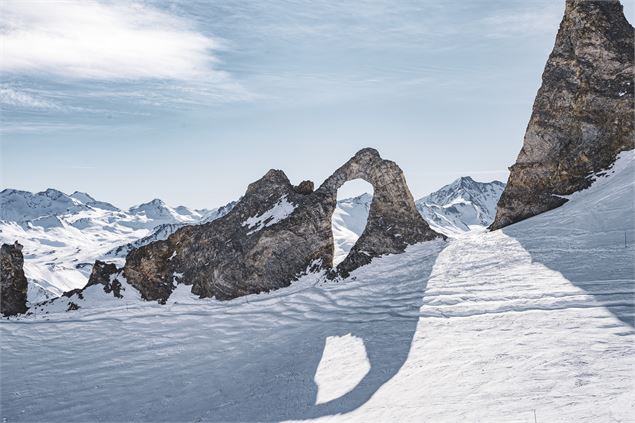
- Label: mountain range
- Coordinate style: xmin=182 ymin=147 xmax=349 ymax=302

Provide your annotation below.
xmin=415 ymin=176 xmax=505 ymax=235
xmin=0 ymin=189 xmax=234 ymax=302
xmin=0 ymin=178 xmax=504 ymax=302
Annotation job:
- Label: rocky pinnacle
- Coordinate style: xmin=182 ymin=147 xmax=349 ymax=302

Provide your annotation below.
xmin=491 ymin=0 xmax=634 ymax=230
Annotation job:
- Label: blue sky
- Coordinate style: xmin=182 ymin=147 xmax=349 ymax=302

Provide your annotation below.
xmin=2 ymin=0 xmax=633 ymax=208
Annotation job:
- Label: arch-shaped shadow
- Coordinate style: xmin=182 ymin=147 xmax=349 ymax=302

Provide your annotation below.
xmin=0 ymin=241 xmax=446 ymax=423
xmin=189 ymin=241 xmax=445 ymax=422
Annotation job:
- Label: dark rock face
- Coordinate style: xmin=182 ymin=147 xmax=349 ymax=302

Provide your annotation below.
xmin=1 ymin=242 xmax=28 ymax=316
xmin=491 ymin=0 xmax=634 ymax=230
xmin=87 ymin=260 xmax=123 ymax=298
xmin=294 ymin=180 xmax=314 ymax=195
xmin=123 ymin=148 xmax=441 ymax=302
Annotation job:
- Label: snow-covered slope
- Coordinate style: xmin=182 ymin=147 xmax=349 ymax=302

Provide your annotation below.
xmin=2 ymin=152 xmax=632 ymax=422
xmin=416 ymin=177 xmax=505 ymax=236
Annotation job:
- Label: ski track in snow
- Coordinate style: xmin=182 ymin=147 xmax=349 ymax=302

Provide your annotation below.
xmin=1 ymin=152 xmax=634 ymax=422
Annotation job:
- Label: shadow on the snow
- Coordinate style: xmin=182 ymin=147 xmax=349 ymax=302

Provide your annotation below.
xmin=503 ymin=223 xmax=635 ymax=328
xmin=0 ymin=242 xmax=446 ymax=422
xmin=192 ymin=242 xmax=446 ymax=422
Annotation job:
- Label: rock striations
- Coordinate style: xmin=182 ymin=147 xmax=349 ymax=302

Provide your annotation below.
xmin=1 ymin=242 xmax=28 ymax=316
xmin=123 ymin=148 xmax=441 ymax=303
xmin=491 ymin=0 xmax=634 ymax=230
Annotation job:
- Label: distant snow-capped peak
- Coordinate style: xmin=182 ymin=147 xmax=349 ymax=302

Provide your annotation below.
xmin=69 ymin=191 xmax=97 ymax=204
xmin=418 ymin=176 xmax=500 ymax=205
xmin=416 ymin=177 xmax=505 ymax=236
xmin=0 ymin=188 xmax=87 ymax=222
xmin=128 ymin=198 xmax=211 ymax=224
xmin=0 ymin=188 xmax=126 ymax=223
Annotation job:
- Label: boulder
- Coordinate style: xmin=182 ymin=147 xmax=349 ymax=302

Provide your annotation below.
xmin=294 ymin=180 xmax=314 ymax=195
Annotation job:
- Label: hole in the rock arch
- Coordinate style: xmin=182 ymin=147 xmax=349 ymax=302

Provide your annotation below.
xmin=331 ymin=179 xmax=374 ymax=266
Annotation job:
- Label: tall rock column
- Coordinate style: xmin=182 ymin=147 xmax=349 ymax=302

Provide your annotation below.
xmin=1 ymin=242 xmax=28 ymax=316
xmin=491 ymin=0 xmax=634 ymax=230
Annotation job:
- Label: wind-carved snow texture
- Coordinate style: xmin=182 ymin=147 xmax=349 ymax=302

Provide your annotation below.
xmin=1 ymin=151 xmax=633 ymax=422
xmin=242 ymin=195 xmax=297 ymax=235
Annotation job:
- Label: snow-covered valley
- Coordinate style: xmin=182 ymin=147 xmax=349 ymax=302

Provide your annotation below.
xmin=1 ymin=152 xmax=633 ymax=422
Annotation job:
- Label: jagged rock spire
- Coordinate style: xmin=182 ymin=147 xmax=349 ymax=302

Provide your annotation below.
xmin=491 ymin=0 xmax=634 ymax=230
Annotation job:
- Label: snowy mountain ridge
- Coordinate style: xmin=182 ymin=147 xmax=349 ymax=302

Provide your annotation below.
xmin=416 ymin=177 xmax=505 ymax=235
xmin=0 ymin=188 xmax=209 ymax=225
xmin=0 ymin=189 xmax=226 ymax=302
xmin=0 ymin=177 xmax=501 ymax=302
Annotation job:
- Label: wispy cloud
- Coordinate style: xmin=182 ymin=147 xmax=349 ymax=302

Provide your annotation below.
xmin=0 ymin=122 xmax=102 ymax=134
xmin=0 ymin=0 xmax=225 ymax=81
xmin=0 ymin=85 xmax=60 ymax=110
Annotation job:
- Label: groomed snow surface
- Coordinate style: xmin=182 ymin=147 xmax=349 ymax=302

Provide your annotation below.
xmin=1 ymin=151 xmax=634 ymax=422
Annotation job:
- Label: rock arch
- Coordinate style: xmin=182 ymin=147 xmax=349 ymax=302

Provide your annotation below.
xmin=317 ymin=148 xmax=440 ymax=277
xmin=122 ymin=148 xmax=442 ymax=302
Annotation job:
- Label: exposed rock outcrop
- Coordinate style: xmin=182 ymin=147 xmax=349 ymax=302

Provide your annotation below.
xmin=491 ymin=0 xmax=634 ymax=230
xmin=1 ymin=242 xmax=28 ymax=316
xmin=123 ymin=148 xmax=441 ymax=303
xmin=87 ymin=260 xmax=123 ymax=298
xmin=294 ymin=180 xmax=314 ymax=195
xmin=60 ymin=260 xmax=123 ymax=305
